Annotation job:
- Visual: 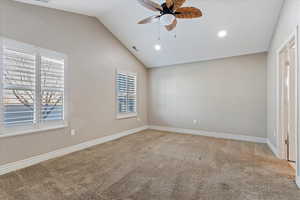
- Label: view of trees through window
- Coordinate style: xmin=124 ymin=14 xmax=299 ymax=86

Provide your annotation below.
xmin=2 ymin=47 xmax=64 ymax=126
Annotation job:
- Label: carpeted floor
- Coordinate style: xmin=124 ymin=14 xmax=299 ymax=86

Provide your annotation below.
xmin=0 ymin=130 xmax=299 ymax=200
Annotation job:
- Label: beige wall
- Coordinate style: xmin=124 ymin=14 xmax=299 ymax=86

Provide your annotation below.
xmin=0 ymin=0 xmax=270 ymax=167
xmin=148 ymin=53 xmax=267 ymax=138
xmin=0 ymin=0 xmax=148 ymax=165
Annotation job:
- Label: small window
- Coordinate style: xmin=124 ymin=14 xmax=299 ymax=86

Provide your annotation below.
xmin=116 ymin=71 xmax=137 ymax=119
xmin=0 ymin=38 xmax=67 ymax=136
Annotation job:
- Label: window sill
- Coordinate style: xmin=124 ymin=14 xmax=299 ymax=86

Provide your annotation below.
xmin=116 ymin=113 xmax=137 ymax=120
xmin=0 ymin=123 xmax=68 ymax=138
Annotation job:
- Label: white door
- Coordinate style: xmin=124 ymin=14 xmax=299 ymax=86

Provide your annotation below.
xmin=288 ymin=40 xmax=297 ymax=162
xmin=280 ymin=39 xmax=297 ymax=163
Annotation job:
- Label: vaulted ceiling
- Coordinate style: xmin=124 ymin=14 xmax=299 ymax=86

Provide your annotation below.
xmin=16 ymin=0 xmax=284 ymax=67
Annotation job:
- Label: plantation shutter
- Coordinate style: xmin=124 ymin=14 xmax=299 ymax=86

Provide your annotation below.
xmin=0 ymin=38 xmax=67 ymax=135
xmin=2 ymin=47 xmax=36 ymax=126
xmin=40 ymin=56 xmax=64 ymax=122
xmin=117 ymin=72 xmax=128 ymax=113
xmin=127 ymin=74 xmax=137 ymax=113
xmin=116 ymin=72 xmax=137 ymax=115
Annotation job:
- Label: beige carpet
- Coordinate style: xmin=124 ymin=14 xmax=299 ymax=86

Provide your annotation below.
xmin=0 ymin=130 xmax=299 ymax=200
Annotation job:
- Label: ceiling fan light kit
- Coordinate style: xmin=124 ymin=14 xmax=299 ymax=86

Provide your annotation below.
xmin=137 ymin=0 xmax=203 ymax=31
xmin=160 ymin=14 xmax=176 ymax=26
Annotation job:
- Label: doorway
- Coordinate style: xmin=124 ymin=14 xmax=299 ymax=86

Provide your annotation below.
xmin=277 ymin=30 xmax=298 ymax=172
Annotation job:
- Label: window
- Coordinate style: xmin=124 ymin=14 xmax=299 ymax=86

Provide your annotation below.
xmin=0 ymin=39 xmax=67 ymax=136
xmin=40 ymin=56 xmax=64 ymax=122
xmin=116 ymin=71 xmax=137 ymax=119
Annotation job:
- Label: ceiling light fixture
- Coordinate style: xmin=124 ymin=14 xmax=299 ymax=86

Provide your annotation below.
xmin=154 ymin=44 xmax=161 ymax=51
xmin=218 ymin=30 xmax=227 ymax=38
xmin=137 ymin=0 xmax=203 ymax=32
xmin=160 ymin=14 xmax=176 ymax=26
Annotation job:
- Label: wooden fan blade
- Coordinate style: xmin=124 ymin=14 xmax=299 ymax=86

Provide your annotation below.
xmin=165 ymin=18 xmax=177 ymax=31
xmin=138 ymin=15 xmax=160 ymax=24
xmin=137 ymin=0 xmax=162 ymax=12
xmin=173 ymin=0 xmax=187 ymax=10
xmin=166 ymin=0 xmax=174 ymax=8
xmin=175 ymin=7 xmax=203 ymax=18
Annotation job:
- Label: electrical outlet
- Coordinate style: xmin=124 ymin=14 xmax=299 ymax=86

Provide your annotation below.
xmin=71 ymin=129 xmax=76 ymax=136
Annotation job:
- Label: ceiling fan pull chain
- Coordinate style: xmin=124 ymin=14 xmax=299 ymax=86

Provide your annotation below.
xmin=158 ymin=22 xmax=161 ymax=41
xmin=174 ymin=28 xmax=177 ymax=38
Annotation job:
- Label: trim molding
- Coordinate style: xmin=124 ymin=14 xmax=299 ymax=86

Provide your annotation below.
xmin=148 ymin=126 xmax=267 ymax=143
xmin=0 ymin=126 xmax=148 ymax=176
xmin=267 ymin=140 xmax=280 ymax=158
xmin=297 ymin=176 xmax=300 ymax=189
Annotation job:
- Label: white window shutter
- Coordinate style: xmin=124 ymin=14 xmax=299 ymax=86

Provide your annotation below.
xmin=116 ymin=71 xmax=137 ymax=116
xmin=127 ymin=74 xmax=137 ymax=113
xmin=0 ymin=38 xmax=67 ymax=135
xmin=117 ymin=72 xmax=128 ymax=113
xmin=40 ymin=56 xmax=64 ymax=122
xmin=2 ymin=48 xmax=36 ymax=126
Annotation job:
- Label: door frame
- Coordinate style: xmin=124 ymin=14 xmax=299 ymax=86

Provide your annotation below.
xmin=276 ymin=26 xmax=299 ymax=182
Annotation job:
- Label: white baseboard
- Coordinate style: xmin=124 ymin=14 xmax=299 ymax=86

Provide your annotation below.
xmin=0 ymin=126 xmax=148 ymax=176
xmin=267 ymin=140 xmax=280 ymax=158
xmin=148 ymin=125 xmax=267 ymax=143
xmin=296 ymin=176 xmax=300 ymax=189
xmin=1 ymin=124 xmax=298 ymax=189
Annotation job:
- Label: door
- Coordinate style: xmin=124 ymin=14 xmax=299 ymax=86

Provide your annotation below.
xmin=287 ymin=40 xmax=297 ymax=162
xmin=280 ymin=38 xmax=297 ymax=163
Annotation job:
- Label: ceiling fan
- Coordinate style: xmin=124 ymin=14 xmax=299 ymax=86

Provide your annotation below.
xmin=137 ymin=0 xmax=203 ymax=31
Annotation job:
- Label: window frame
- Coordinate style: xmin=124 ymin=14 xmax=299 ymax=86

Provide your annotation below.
xmin=0 ymin=38 xmax=68 ymax=137
xmin=115 ymin=70 xmax=138 ymax=120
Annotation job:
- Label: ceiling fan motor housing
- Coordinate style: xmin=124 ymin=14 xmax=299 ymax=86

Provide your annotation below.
xmin=160 ymin=3 xmax=174 ymax=15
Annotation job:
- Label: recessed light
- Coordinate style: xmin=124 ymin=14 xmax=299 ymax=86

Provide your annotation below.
xmin=218 ymin=30 xmax=227 ymax=38
xmin=154 ymin=44 xmax=161 ymax=51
